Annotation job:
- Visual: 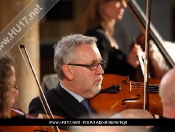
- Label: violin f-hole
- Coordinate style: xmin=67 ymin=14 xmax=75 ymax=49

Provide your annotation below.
xmin=122 ymin=94 xmax=141 ymax=105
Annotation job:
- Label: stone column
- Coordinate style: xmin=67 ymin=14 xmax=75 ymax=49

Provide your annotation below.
xmin=0 ymin=0 xmax=40 ymax=113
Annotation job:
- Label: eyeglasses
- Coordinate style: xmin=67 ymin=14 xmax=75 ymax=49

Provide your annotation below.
xmin=67 ymin=60 xmax=105 ymax=71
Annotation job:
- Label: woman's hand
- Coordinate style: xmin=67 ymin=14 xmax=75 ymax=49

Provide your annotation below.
xmin=127 ymin=44 xmax=143 ymax=68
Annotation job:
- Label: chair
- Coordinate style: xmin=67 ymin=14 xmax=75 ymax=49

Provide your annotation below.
xmin=42 ymin=74 xmax=59 ymax=91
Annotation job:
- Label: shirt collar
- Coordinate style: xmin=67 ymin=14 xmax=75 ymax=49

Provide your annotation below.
xmin=60 ymin=82 xmax=84 ymax=103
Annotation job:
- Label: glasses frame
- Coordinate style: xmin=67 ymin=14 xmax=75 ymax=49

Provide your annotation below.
xmin=67 ymin=60 xmax=105 ymax=71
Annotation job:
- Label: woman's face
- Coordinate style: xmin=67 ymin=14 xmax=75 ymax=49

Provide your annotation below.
xmin=101 ymin=0 xmax=127 ymax=21
xmin=9 ymin=66 xmax=19 ymax=107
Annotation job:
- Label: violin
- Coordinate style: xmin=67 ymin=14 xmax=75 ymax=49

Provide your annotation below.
xmin=0 ymin=107 xmax=67 ymax=132
xmin=10 ymin=107 xmax=64 ymax=119
xmin=10 ymin=107 xmax=36 ymax=119
xmin=90 ymin=74 xmax=163 ymax=116
xmin=0 ymin=125 xmax=58 ymax=132
xmin=0 ymin=126 xmax=56 ymax=132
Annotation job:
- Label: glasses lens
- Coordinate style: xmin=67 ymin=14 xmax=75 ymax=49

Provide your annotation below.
xmin=90 ymin=64 xmax=98 ymax=70
xmin=90 ymin=61 xmax=105 ymax=70
xmin=100 ymin=61 xmax=105 ymax=68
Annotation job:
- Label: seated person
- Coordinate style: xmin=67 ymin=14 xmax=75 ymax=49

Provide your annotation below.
xmin=0 ymin=55 xmax=19 ymax=118
xmin=147 ymin=68 xmax=175 ymax=132
xmin=29 ymin=34 xmax=153 ymax=119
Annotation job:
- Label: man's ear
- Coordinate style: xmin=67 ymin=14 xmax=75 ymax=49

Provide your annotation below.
xmin=62 ymin=65 xmax=73 ymax=80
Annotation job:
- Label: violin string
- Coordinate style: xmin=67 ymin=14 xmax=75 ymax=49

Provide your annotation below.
xmin=122 ymin=81 xmax=159 ymax=93
xmin=123 ymin=81 xmax=159 ymax=87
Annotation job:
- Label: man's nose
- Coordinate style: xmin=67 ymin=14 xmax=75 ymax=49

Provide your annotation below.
xmin=13 ymin=88 xmax=19 ymax=97
xmin=97 ymin=64 xmax=104 ymax=74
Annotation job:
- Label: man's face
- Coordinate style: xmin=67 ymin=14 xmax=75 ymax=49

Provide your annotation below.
xmin=70 ymin=44 xmax=104 ymax=99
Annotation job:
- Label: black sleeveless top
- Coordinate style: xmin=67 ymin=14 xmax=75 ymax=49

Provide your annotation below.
xmin=85 ymin=26 xmax=135 ymax=76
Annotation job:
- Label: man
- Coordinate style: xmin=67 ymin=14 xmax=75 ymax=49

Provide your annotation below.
xmin=147 ymin=68 xmax=175 ymax=132
xmin=159 ymin=68 xmax=175 ymax=118
xmin=29 ymin=34 xmax=152 ymax=119
xmin=29 ymin=34 xmax=104 ymax=118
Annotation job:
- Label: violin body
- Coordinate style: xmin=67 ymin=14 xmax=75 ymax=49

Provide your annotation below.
xmin=90 ymin=74 xmax=163 ymax=116
xmin=0 ymin=108 xmax=67 ymax=132
xmin=0 ymin=126 xmax=58 ymax=132
xmin=10 ymin=107 xmax=36 ymax=119
xmin=148 ymin=77 xmax=162 ymax=115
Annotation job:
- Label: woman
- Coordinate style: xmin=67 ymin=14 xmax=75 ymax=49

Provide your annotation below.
xmin=0 ymin=55 xmax=19 ymax=118
xmin=0 ymin=55 xmax=59 ymax=131
xmin=82 ymin=0 xmax=143 ymax=77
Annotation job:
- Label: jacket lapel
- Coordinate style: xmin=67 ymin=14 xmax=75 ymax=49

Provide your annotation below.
xmin=54 ymin=83 xmax=90 ymax=118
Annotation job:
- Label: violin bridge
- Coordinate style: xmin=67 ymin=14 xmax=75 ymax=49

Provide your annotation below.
xmin=129 ymin=81 xmax=132 ymax=94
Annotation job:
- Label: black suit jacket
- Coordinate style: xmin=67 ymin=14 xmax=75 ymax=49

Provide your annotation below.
xmin=29 ymin=83 xmax=90 ymax=118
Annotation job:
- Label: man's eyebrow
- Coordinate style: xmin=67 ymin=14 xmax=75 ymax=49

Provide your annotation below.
xmin=91 ymin=59 xmax=103 ymax=63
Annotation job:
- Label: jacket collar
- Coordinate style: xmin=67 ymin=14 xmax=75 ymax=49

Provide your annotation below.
xmin=54 ymin=83 xmax=90 ymax=118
